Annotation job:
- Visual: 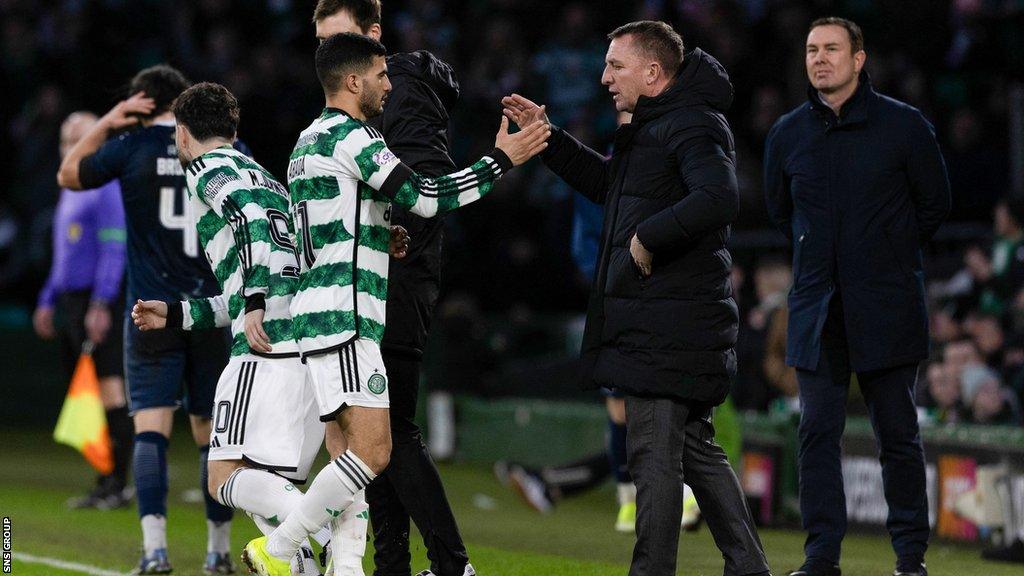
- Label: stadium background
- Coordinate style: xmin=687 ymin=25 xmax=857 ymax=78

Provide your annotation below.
xmin=2 ymin=0 xmax=1024 ymax=575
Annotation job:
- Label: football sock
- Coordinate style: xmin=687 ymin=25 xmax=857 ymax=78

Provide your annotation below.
xmin=141 ymin=513 xmax=167 ymax=557
xmin=217 ymin=467 xmax=303 ymax=522
xmin=608 ymin=419 xmax=631 ymax=483
xmin=617 ymin=482 xmax=637 ymax=506
xmin=133 ymin=431 xmax=168 ymax=518
xmin=266 ymin=450 xmax=375 ymax=560
xmin=207 ymin=519 xmax=231 ymax=555
xmin=106 ymin=406 xmax=133 ymax=489
xmin=332 ymin=489 xmax=368 ymax=571
xmin=542 ymin=452 xmax=610 ymax=497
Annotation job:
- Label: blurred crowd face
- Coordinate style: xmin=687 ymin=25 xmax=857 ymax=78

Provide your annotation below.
xmin=754 ymin=264 xmax=792 ymax=301
xmin=805 ymin=24 xmax=864 ymax=95
xmin=602 ymin=35 xmax=648 ymax=113
xmin=971 ymin=316 xmax=1005 ymax=358
xmin=927 ymin=363 xmax=960 ymax=409
xmin=944 ymin=339 xmax=983 ymax=377
xmin=993 ymin=202 xmax=1022 ymax=238
xmin=59 ymin=112 xmax=97 ymax=159
xmin=972 ymin=379 xmax=1005 ymax=422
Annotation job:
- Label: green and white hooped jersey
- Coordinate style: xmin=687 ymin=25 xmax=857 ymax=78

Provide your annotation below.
xmin=182 ymin=146 xmax=301 ymax=357
xmin=287 ymin=107 xmax=513 ymax=355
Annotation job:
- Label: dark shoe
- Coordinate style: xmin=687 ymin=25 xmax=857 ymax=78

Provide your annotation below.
xmin=893 ymin=563 xmax=926 ymax=576
xmin=788 ymin=559 xmax=840 ymax=576
xmin=982 ymin=539 xmax=1024 ymax=563
xmin=65 ymin=484 xmax=110 ymax=510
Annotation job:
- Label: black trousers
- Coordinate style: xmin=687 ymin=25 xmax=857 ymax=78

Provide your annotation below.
xmin=795 ymin=295 xmax=929 ymax=564
xmin=626 ymin=395 xmax=769 ymax=576
xmin=367 ymin=352 xmax=469 ymax=576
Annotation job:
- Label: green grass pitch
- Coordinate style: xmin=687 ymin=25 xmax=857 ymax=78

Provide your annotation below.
xmin=0 ymin=427 xmax=1015 ymax=576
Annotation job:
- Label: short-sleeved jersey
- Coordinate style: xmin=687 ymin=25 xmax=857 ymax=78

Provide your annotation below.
xmin=287 ymin=108 xmax=513 ymax=356
xmin=78 ymin=122 xmax=219 ymax=302
xmin=182 ymin=146 xmax=301 ymax=358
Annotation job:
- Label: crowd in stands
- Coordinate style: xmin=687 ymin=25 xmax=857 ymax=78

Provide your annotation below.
xmin=2 ymin=0 xmax=1022 ymax=426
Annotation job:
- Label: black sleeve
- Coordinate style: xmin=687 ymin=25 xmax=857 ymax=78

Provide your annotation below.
xmin=763 ymin=121 xmax=793 ymax=240
xmin=381 ymin=76 xmax=457 ymax=177
xmin=540 ymin=125 xmax=611 ymax=204
xmin=636 ymin=128 xmax=739 ymax=252
xmin=78 ymin=136 xmax=130 ymax=190
xmin=905 ymin=111 xmax=951 ymax=244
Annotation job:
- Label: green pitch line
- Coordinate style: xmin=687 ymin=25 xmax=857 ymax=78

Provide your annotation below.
xmin=1 ymin=426 xmax=1018 ymax=576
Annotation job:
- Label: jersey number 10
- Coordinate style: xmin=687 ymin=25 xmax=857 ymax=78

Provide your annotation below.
xmin=159 ymin=186 xmax=199 ymax=258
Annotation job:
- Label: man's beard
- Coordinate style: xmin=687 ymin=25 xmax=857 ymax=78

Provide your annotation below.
xmin=358 ymin=90 xmax=384 ymax=119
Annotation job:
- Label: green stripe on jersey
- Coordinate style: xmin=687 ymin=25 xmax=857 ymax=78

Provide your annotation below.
xmin=197 ymin=211 xmax=226 ymax=245
xmin=359 ymin=224 xmax=389 ymax=253
xmin=309 ymin=221 xmax=354 ymax=250
xmin=290 ymin=119 xmax=363 ymax=159
xmin=297 ymin=262 xmax=388 ymax=301
xmin=228 ymin=188 xmax=290 ymax=214
xmin=291 ymin=310 xmax=385 ymax=343
xmin=189 ymin=299 xmax=218 ymax=330
xmin=354 ymin=140 xmax=387 ymax=182
xmin=291 ymin=176 xmax=341 ymax=203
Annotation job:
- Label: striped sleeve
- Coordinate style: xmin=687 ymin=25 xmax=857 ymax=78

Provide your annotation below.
xmin=178 ymin=295 xmax=231 ymax=331
xmin=338 ymin=126 xmax=512 ymax=218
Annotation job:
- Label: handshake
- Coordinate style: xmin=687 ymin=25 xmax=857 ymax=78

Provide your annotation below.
xmin=492 ymin=94 xmax=552 ymax=166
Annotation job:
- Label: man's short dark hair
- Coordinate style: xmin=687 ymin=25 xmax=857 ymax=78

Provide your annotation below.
xmin=312 ymin=0 xmax=381 ymax=31
xmin=172 ymin=82 xmax=239 ymax=142
xmin=315 ymin=32 xmax=387 ymax=94
xmin=129 ymin=64 xmax=190 ymax=117
xmin=809 ymin=17 xmax=864 ymax=53
xmin=608 ymin=21 xmax=685 ymax=78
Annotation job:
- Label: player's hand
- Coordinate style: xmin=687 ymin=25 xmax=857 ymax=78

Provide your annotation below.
xmin=132 ymin=299 xmax=167 ymax=331
xmin=244 ymin=308 xmax=272 ymax=353
xmin=630 ymin=233 xmax=653 ymax=278
xmin=501 ymin=93 xmax=550 ymax=129
xmin=389 ymin=225 xmax=410 ymax=259
xmin=33 ymin=306 xmax=56 ymax=340
xmin=494 ymin=114 xmax=550 ymax=166
xmin=101 ymin=91 xmax=156 ymax=131
xmin=85 ymin=301 xmax=112 ymax=344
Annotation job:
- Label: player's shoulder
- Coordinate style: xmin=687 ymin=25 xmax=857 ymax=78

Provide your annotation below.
xmin=293 ymin=110 xmax=379 ymax=160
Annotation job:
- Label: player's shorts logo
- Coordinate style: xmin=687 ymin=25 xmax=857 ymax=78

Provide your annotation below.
xmin=368 ymin=373 xmax=387 ymax=395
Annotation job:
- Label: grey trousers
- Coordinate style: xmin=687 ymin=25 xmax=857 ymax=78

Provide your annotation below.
xmin=626 ymin=395 xmax=769 ymax=576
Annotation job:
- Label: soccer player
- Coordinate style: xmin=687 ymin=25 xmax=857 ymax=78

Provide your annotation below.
xmin=310 ymin=2 xmax=477 ymax=574
xmin=35 ymin=111 xmax=132 ymax=510
xmin=57 ymin=65 xmax=236 ymax=575
xmin=239 ymin=33 xmax=550 ymax=576
xmin=130 ymin=81 xmax=347 ymax=576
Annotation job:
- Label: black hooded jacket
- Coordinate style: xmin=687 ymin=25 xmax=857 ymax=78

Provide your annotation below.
xmin=542 ymin=49 xmax=739 ymax=403
xmin=368 ymin=51 xmax=460 ymax=359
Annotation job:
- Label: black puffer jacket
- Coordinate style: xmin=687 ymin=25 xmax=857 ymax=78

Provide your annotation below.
xmin=369 ymin=51 xmax=459 ymax=359
xmin=543 ymin=49 xmax=739 ymax=403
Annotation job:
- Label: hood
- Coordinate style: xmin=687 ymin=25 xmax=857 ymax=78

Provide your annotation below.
xmin=386 ymin=50 xmax=460 ymax=110
xmin=633 ymin=48 xmax=733 ymax=123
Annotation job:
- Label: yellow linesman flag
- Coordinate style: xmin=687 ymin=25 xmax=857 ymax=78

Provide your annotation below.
xmin=53 ymin=350 xmax=114 ymax=474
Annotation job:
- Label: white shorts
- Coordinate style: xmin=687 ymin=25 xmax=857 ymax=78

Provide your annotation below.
xmin=306 ymin=338 xmax=390 ymax=420
xmin=209 ymin=354 xmax=324 ymax=483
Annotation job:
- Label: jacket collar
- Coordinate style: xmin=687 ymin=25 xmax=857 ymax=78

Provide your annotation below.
xmin=807 ymin=70 xmax=873 ymax=126
xmin=631 ymin=48 xmax=733 ymax=125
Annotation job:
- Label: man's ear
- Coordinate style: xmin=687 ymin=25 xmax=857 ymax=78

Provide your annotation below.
xmin=367 ymin=23 xmax=382 ymax=41
xmin=345 ymin=73 xmax=361 ymax=94
xmin=647 ymin=61 xmax=662 ymax=85
xmin=854 ymin=50 xmax=867 ymax=74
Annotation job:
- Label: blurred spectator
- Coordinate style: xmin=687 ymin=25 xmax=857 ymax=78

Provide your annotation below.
xmin=921 ymin=361 xmax=966 ymax=425
xmin=960 ymin=365 xmax=1022 ymax=425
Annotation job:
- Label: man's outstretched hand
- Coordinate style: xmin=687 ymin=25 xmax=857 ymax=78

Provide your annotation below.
xmin=501 ymin=94 xmax=550 ymax=130
xmin=494 ymin=115 xmax=550 ymax=166
xmin=132 ymin=299 xmax=168 ymax=331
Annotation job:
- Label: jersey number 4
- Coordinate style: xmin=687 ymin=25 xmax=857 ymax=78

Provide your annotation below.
xmin=159 ymin=186 xmax=199 ymax=258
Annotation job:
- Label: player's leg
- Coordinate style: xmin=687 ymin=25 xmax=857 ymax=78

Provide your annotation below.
xmin=373 ymin=352 xmax=470 ymax=576
xmin=606 ymin=394 xmax=636 ymax=532
xmin=95 ymin=301 xmax=132 ymax=508
xmin=126 ymin=322 xmax=185 ymax=574
xmin=251 ymin=340 xmax=393 ymax=573
xmin=184 ymin=329 xmax=235 ymax=574
xmin=324 ymin=421 xmax=369 ymax=576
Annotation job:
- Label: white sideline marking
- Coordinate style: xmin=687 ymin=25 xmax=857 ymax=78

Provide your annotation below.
xmin=14 ymin=552 xmax=126 ymax=576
